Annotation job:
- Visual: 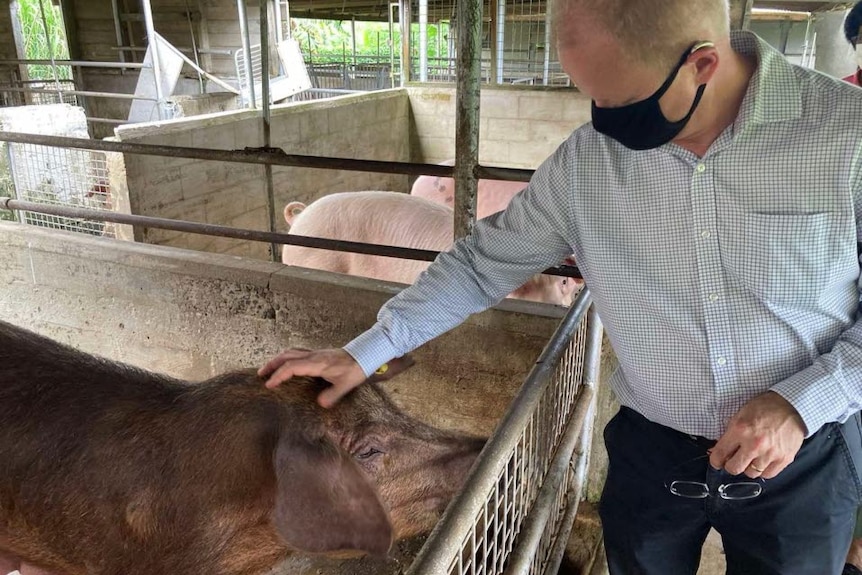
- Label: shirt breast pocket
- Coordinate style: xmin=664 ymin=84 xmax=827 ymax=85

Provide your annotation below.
xmin=727 ymin=212 xmax=843 ymax=307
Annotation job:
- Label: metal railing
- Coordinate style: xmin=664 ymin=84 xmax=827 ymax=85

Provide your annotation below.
xmin=409 ymin=290 xmax=601 ymax=575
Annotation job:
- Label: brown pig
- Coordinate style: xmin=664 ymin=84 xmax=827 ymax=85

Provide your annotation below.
xmin=0 ymin=320 xmax=483 ymax=575
xmin=282 ymin=191 xmax=578 ymax=306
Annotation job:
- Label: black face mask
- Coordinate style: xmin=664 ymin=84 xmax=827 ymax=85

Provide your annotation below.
xmin=591 ymin=41 xmax=713 ymax=151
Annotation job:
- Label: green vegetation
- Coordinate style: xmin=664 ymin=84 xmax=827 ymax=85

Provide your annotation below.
xmin=293 ymin=18 xmax=450 ymax=64
xmin=17 ymin=0 xmax=72 ymax=81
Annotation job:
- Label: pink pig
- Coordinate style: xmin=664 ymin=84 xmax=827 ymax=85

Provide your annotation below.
xmin=409 ymin=160 xmax=527 ymax=220
xmin=282 ymin=191 xmax=578 ymax=307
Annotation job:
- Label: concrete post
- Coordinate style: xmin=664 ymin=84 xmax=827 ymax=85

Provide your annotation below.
xmin=728 ymin=0 xmax=753 ymax=31
xmin=815 ymin=9 xmax=855 ymax=79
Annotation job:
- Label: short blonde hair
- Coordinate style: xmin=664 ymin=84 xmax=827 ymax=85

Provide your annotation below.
xmin=555 ymin=0 xmax=730 ymax=72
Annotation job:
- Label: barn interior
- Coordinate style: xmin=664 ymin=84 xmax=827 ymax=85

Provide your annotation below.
xmin=0 ymin=0 xmax=858 ymax=573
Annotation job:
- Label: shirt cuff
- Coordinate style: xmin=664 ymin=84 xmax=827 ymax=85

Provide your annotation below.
xmin=343 ymin=324 xmax=400 ymax=378
xmin=769 ymin=362 xmax=850 ymax=438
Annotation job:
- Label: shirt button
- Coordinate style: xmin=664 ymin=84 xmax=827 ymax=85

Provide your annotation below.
xmin=717 ymin=357 xmax=727 ymax=366
xmin=709 ymin=293 xmax=719 ymax=302
xmin=696 ymin=163 xmax=706 ymax=173
xmin=700 ymin=230 xmax=711 ymax=239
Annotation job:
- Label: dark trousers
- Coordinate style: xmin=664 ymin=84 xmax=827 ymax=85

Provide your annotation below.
xmin=599 ymin=407 xmax=862 ymax=575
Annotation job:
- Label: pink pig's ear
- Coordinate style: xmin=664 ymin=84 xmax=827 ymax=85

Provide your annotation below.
xmin=272 ymin=433 xmax=393 ymax=555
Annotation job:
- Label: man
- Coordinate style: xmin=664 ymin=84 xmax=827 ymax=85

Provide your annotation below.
xmin=261 ymin=0 xmax=862 ymax=572
xmin=845 ymin=1 xmax=862 ymax=86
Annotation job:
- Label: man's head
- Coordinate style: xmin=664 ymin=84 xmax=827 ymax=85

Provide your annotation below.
xmin=844 ymin=1 xmax=862 ymax=48
xmin=554 ymin=0 xmax=731 ymax=150
xmin=845 ymin=1 xmax=862 ymax=69
xmin=554 ymin=0 xmax=730 ymax=74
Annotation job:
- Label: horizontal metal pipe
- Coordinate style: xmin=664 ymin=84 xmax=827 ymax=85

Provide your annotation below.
xmin=0 ymin=131 xmax=457 ymax=178
xmin=0 ymin=88 xmax=155 ymax=100
xmin=0 ymin=130 xmax=538 ymax=185
xmin=0 ymin=59 xmax=147 ymax=69
xmin=406 ymin=289 xmax=593 ymax=574
xmin=503 ymin=384 xmax=594 ymax=575
xmin=0 ymin=198 xmax=582 ymax=279
xmin=475 ymin=164 xmax=533 ymax=183
xmin=112 ymin=46 xmax=235 ymax=55
xmin=86 ymin=117 xmax=130 ymax=125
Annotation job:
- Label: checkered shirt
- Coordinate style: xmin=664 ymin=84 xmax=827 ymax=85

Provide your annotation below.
xmin=345 ymin=31 xmax=862 ymax=439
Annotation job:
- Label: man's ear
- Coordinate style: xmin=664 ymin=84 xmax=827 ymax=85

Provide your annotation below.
xmin=364 ymin=355 xmax=415 ymax=384
xmin=690 ymin=45 xmax=719 ymax=86
xmin=272 ymin=434 xmax=393 ymax=555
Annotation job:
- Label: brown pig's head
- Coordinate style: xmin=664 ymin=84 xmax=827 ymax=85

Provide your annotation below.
xmin=267 ymin=357 xmax=483 ymax=553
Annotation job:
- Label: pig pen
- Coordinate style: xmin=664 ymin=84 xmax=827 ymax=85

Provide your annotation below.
xmin=0 ymin=220 xmax=601 ymax=574
xmin=111 ymin=86 xmax=594 ymax=259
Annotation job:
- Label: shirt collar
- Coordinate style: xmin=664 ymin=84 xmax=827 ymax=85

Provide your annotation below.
xmin=731 ymin=30 xmax=802 ymax=130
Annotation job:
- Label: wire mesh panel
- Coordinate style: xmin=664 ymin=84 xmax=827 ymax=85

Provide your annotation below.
xmin=410 ymin=0 xmax=566 ymax=85
xmin=4 ymin=142 xmax=115 ymax=237
xmin=235 ymin=44 xmax=263 ymax=104
xmin=409 ymin=290 xmax=601 ymax=575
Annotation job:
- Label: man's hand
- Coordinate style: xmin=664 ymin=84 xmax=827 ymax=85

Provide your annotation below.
xmin=258 ymin=348 xmax=367 ymax=408
xmin=709 ymin=391 xmax=807 ymax=479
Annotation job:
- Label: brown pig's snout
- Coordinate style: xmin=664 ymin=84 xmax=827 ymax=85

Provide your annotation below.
xmin=442 ymin=436 xmax=485 ymax=479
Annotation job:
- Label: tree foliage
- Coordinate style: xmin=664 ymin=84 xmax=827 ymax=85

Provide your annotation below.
xmin=17 ymin=0 xmax=72 ymax=80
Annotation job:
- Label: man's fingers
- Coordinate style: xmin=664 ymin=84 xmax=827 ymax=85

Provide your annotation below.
xmin=258 ymin=349 xmax=310 ymax=377
xmin=723 ymin=448 xmax=759 ymax=476
xmin=318 ymin=383 xmax=355 ymax=409
xmin=263 ymin=356 xmax=322 ymax=389
xmin=264 ymin=363 xmax=298 ymax=389
xmin=708 ymin=442 xmax=737 ymax=471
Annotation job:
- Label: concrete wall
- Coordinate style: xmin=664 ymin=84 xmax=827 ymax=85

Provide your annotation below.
xmin=406 ymin=85 xmax=592 ymax=168
xmin=114 ymin=89 xmax=410 ymax=259
xmin=0 ymin=220 xmax=561 ymax=440
xmin=750 ymin=19 xmax=814 ymax=66
xmin=815 ymin=8 xmax=856 ymax=79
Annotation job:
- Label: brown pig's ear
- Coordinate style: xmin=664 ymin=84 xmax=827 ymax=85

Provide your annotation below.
xmin=272 ymin=434 xmax=393 ymax=555
xmin=363 ymin=355 xmax=415 ymax=384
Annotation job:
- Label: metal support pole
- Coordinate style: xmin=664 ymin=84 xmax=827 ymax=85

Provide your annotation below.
xmin=542 ymin=7 xmax=551 ymax=85
xmin=389 ymin=2 xmax=398 ymax=87
xmin=184 ymin=0 xmax=205 ymax=93
xmin=237 ymin=0 xmax=256 ymax=107
xmin=351 ymin=17 xmax=358 ymax=68
xmin=399 ymin=0 xmax=411 ymax=85
xmin=419 ymin=0 xmax=428 ymax=81
xmin=495 ymin=0 xmax=505 ymax=84
xmin=141 ymin=0 xmax=165 ymax=120
xmin=110 ymin=0 xmax=126 ymax=65
xmin=453 ymin=0 xmax=482 ymax=239
xmin=259 ymin=0 xmax=278 ymax=262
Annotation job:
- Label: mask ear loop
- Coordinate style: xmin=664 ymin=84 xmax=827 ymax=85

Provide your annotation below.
xmin=653 ymin=40 xmax=716 ymax=98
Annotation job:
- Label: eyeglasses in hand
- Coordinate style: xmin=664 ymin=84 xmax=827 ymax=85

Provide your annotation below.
xmin=664 ymin=454 xmax=763 ymax=501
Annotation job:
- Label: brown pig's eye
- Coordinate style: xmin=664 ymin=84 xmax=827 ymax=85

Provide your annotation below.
xmin=357 ymin=448 xmax=383 ymax=460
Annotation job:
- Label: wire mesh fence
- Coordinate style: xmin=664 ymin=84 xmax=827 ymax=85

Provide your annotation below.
xmin=409 ymin=294 xmax=599 ymax=575
xmin=3 ymin=141 xmax=115 ymax=237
